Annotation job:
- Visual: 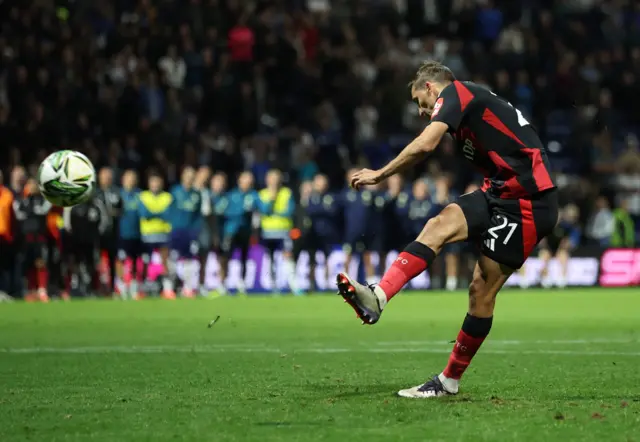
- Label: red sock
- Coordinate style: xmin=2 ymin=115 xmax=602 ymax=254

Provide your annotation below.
xmin=37 ymin=268 xmax=48 ymax=291
xmin=443 ymin=330 xmax=487 ymax=379
xmin=378 ymin=242 xmax=435 ymax=301
xmin=443 ymin=314 xmax=493 ymax=380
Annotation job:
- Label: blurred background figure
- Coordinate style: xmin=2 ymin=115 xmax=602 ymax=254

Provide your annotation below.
xmin=95 ymin=167 xmax=123 ymax=295
xmin=430 ymin=176 xmax=460 ymax=291
xmin=258 ymin=169 xmax=299 ymax=295
xmin=115 ymin=170 xmax=141 ymax=300
xmin=586 ymin=196 xmax=614 ymax=247
xmin=538 ymin=204 xmax=582 ymax=288
xmin=0 ymin=171 xmax=14 ymax=300
xmin=12 ymin=177 xmax=51 ymax=302
xmin=611 ymin=199 xmax=636 ymax=248
xmin=208 ymin=172 xmax=228 ymax=294
xmin=194 ymin=166 xmax=212 ymax=296
xmin=296 ymin=174 xmax=340 ymax=291
xmin=218 ymin=171 xmax=257 ymax=295
xmin=169 ymin=166 xmax=203 ymax=298
xmin=63 ymin=195 xmax=109 ymax=297
xmin=139 ymin=172 xmax=173 ymax=299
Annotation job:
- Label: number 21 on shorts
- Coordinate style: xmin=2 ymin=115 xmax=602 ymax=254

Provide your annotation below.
xmin=484 ymin=215 xmax=518 ymax=252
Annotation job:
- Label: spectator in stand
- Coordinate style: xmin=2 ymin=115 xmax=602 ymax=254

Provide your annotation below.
xmin=586 ymin=196 xmax=615 ymax=247
xmin=539 ymin=205 xmax=582 ymax=288
xmin=158 ymin=45 xmax=186 ymax=90
xmin=611 ymin=199 xmax=636 ymax=248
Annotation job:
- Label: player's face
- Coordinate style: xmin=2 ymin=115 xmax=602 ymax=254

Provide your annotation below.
xmin=211 ymin=174 xmax=226 ymax=193
xmin=181 ymin=168 xmax=195 ymax=189
xmin=412 ymin=181 xmax=428 ymax=200
xmin=238 ymin=172 xmax=254 ymax=191
xmin=266 ymin=171 xmax=281 ymax=189
xmin=195 ymin=168 xmax=210 ymax=189
xmin=149 ymin=176 xmax=163 ymax=193
xmin=313 ymin=175 xmax=328 ymax=193
xmin=122 ymin=171 xmax=137 ymax=189
xmin=411 ymin=86 xmax=437 ymax=118
xmin=25 ymin=178 xmax=39 ymax=195
xmin=99 ymin=169 xmax=113 ymax=187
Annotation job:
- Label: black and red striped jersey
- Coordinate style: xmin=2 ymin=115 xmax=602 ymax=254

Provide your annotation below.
xmin=429 ymin=80 xmax=556 ymax=199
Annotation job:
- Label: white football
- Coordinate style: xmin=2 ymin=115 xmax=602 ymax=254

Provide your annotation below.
xmin=38 ymin=150 xmax=96 ymax=207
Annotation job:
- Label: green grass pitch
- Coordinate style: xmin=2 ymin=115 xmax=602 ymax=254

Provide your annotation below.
xmin=2 ymin=288 xmax=640 ymax=442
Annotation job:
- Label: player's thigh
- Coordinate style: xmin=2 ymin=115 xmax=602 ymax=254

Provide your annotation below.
xmin=481 ymin=191 xmax=559 ymax=269
xmin=469 ymin=254 xmax=515 ymax=313
xmin=423 ymin=189 xmax=491 ymax=247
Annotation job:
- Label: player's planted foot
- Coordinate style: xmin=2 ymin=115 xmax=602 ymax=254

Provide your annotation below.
xmin=397 ymin=375 xmax=458 ymax=398
xmin=336 ymin=273 xmax=384 ymax=324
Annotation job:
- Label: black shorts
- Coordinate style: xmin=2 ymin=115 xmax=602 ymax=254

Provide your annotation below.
xmin=456 ymin=188 xmax=559 ymax=269
xmin=24 ymin=242 xmax=49 ymax=265
xmin=117 ymin=238 xmax=142 ymax=261
xmin=65 ymin=241 xmax=98 ymax=267
xmin=221 ymin=230 xmax=251 ymax=258
xmin=294 ymin=230 xmax=333 ymax=261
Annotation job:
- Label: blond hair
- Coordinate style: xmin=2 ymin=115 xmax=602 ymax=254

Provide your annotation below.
xmin=409 ymin=61 xmax=456 ymax=89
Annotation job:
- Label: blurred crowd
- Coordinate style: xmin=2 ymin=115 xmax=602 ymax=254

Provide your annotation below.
xmin=0 ymin=0 xmax=639 ymax=298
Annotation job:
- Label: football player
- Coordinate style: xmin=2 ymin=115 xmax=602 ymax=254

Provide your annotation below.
xmin=337 ymin=61 xmax=558 ymax=398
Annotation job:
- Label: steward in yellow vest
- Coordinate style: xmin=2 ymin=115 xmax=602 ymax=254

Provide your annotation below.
xmin=138 ymin=173 xmax=172 ymax=247
xmin=257 ymin=169 xmax=301 ymax=295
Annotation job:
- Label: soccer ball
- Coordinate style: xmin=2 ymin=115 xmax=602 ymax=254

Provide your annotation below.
xmin=38 ymin=150 xmax=96 ymax=207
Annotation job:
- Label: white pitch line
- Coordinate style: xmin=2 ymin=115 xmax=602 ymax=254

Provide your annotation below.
xmin=374 ymin=339 xmax=640 ymax=346
xmin=3 ymin=345 xmax=640 ymax=357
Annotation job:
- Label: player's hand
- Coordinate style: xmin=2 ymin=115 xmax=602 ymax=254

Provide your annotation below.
xmin=350 ymin=169 xmax=382 ymax=190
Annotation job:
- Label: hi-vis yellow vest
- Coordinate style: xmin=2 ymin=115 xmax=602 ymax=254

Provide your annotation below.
xmin=259 ymin=187 xmax=293 ymax=233
xmin=139 ymin=190 xmax=172 ymax=241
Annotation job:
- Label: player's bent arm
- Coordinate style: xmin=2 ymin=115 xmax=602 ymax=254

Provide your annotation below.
xmin=378 ymin=122 xmax=448 ymax=180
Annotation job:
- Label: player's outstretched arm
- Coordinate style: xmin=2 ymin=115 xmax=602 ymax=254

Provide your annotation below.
xmin=351 ymin=122 xmax=448 ymax=189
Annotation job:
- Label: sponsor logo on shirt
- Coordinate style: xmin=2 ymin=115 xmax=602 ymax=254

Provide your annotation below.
xmin=431 ymin=97 xmax=444 ymax=118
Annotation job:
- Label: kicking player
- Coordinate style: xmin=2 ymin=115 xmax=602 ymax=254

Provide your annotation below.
xmin=336 ymin=61 xmax=558 ymax=398
xmin=116 ymin=170 xmax=141 ymax=299
xmin=169 ymin=167 xmax=204 ymax=298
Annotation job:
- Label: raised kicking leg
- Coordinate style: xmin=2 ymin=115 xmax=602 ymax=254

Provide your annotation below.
xmin=397 ymin=254 xmax=513 ymax=398
xmin=337 ymin=203 xmax=468 ymax=324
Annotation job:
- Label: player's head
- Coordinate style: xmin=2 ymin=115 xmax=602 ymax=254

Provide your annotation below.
xmin=238 ymin=171 xmax=254 ymax=192
xmin=181 ymin=166 xmax=195 ymax=189
xmin=122 ymin=170 xmax=138 ymax=190
xmin=210 ymin=172 xmax=227 ymax=194
xmin=195 ymin=166 xmax=211 ymax=190
xmin=266 ymin=169 xmax=282 ymax=189
xmin=409 ymin=61 xmax=456 ymax=117
xmin=412 ymin=180 xmax=429 ymax=200
xmin=148 ymin=171 xmax=164 ymax=193
xmin=99 ymin=167 xmax=113 ymax=188
xmin=313 ymin=174 xmax=328 ymax=193
xmin=562 ymin=204 xmax=579 ymax=225
xmin=24 ymin=176 xmax=39 ymax=195
xmin=11 ymin=165 xmax=26 ymax=191
xmin=387 ymin=175 xmax=403 ymax=194
xmin=595 ymin=196 xmax=609 ymax=211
